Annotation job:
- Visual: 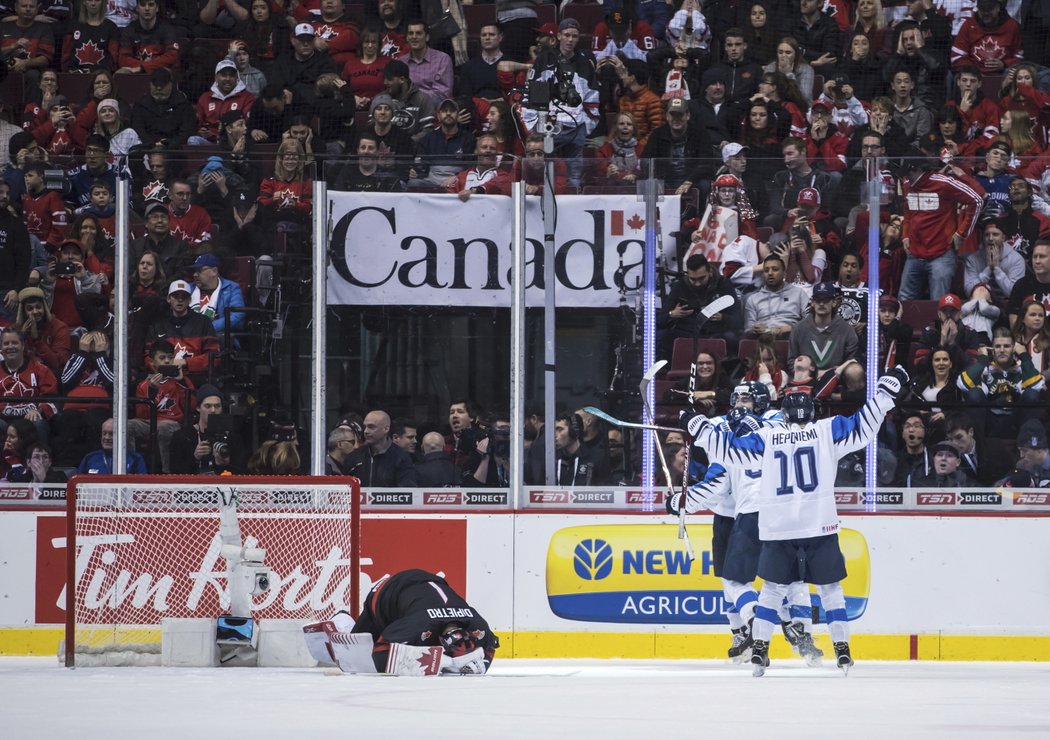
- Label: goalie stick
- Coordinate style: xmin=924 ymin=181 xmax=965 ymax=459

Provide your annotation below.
xmin=638 ymin=361 xmax=695 ymax=561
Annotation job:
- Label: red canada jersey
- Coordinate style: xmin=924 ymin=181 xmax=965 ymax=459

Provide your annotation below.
xmin=309 ymin=16 xmax=360 ymax=66
xmin=168 ymin=205 xmax=213 ymax=247
xmin=21 ymin=189 xmax=68 ymax=248
xmin=0 ymin=358 xmax=58 ymax=419
xmin=0 ymin=20 xmax=55 ymax=63
xmin=117 ymin=19 xmax=179 ymax=72
xmin=902 ymin=171 xmax=985 ymax=260
xmin=950 ymin=17 xmax=1022 ymax=72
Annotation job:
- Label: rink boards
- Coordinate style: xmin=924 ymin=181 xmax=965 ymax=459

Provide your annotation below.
xmin=1 ymin=503 xmax=1048 ymax=661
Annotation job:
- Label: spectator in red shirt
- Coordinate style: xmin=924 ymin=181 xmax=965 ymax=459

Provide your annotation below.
xmin=0 ymin=0 xmax=55 ymax=84
xmin=167 ymin=179 xmax=214 ymax=249
xmin=0 ymin=326 xmax=58 ymax=443
xmin=950 ymin=0 xmax=1022 ymax=75
xmin=192 ymin=60 xmax=257 ymax=144
xmin=128 ymin=339 xmax=194 ymax=473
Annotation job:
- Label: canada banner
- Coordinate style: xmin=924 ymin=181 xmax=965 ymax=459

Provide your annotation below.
xmin=326 ymin=192 xmax=681 ymax=307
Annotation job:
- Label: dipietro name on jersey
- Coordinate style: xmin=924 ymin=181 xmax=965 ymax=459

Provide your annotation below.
xmin=426 ymin=607 xmax=475 ymax=619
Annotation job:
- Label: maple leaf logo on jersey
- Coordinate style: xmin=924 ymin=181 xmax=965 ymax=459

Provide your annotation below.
xmin=0 ymin=375 xmax=36 ymax=398
xmin=972 ymin=37 xmax=1005 ymax=63
xmin=273 ymin=188 xmax=300 ymax=208
xmin=75 ymin=40 xmax=105 ymax=67
xmin=142 ymin=180 xmax=169 ymax=202
xmin=317 ymin=24 xmax=337 ymax=40
xmin=172 ymin=339 xmax=193 ymax=359
xmin=155 ymin=395 xmax=176 ymax=412
xmin=140 ymin=49 xmax=154 ymax=61
xmin=380 ymin=34 xmax=402 ymax=57
xmin=24 ymin=212 xmax=43 ymax=236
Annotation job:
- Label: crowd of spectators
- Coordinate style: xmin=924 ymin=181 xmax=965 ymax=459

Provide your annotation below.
xmin=0 ymin=0 xmax=1048 ymax=484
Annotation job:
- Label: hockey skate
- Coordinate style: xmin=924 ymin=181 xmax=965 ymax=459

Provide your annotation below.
xmin=781 ymin=621 xmax=801 ymax=654
xmin=750 ymin=640 xmax=770 ymax=677
xmin=833 ymin=641 xmax=854 ymax=675
xmin=727 ymin=626 xmax=753 ymax=663
xmin=785 ymin=622 xmax=823 ymax=666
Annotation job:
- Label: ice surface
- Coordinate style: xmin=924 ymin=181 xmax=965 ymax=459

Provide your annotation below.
xmin=2 ymin=657 xmax=1048 ymax=739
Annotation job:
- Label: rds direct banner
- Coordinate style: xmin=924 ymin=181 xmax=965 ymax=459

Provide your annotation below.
xmin=546 ymin=524 xmax=871 ymax=624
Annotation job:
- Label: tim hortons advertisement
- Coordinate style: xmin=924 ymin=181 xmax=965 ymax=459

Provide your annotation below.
xmin=34 ymin=517 xmax=466 ymax=624
xmin=545 ymin=524 xmax=871 ymax=625
xmin=326 ymin=192 xmax=681 ymax=308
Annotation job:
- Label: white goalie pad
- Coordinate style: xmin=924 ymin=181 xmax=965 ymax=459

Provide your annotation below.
xmin=385 ymin=643 xmax=444 ymax=676
xmin=440 ymin=647 xmax=487 ymax=675
xmin=329 ymin=631 xmax=379 ymax=674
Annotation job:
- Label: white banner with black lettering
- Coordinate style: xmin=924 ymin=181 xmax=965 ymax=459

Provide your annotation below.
xmin=325 ymin=192 xmax=681 ymax=307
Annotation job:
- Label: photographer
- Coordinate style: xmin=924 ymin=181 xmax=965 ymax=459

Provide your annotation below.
xmin=38 ymin=238 xmax=106 ymax=333
xmin=168 ymin=384 xmax=245 ymax=474
xmin=463 ymin=412 xmax=511 ymax=487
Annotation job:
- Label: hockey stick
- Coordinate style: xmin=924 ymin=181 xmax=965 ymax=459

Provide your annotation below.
xmin=581 ymin=406 xmax=682 ymax=434
xmin=638 ymin=362 xmax=695 ymax=561
xmin=688 ymin=294 xmax=736 ymax=405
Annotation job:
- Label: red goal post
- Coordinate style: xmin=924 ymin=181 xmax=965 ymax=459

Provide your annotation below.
xmin=64 ymin=475 xmax=361 ymax=667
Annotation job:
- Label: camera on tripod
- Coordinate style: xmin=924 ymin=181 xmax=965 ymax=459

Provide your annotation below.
xmin=526 ymin=61 xmax=582 ymax=111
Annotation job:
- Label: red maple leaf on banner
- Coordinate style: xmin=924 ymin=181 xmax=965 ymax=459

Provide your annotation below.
xmin=74 ymin=40 xmax=105 ymax=67
xmin=627 ymin=213 xmax=645 ymax=230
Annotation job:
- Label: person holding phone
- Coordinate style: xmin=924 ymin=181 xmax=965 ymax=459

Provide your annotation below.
xmin=127 ymin=339 xmax=193 ymax=474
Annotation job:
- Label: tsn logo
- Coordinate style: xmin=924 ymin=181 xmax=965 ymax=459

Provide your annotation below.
xmin=530 ymin=491 xmax=569 ymax=504
xmin=917 ymin=492 xmax=957 ymax=506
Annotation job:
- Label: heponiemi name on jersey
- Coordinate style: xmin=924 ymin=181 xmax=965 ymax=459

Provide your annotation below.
xmin=959 ymin=492 xmax=1003 ymax=505
xmin=426 ymin=607 xmax=475 ymax=619
xmin=768 ymin=428 xmax=819 ymax=445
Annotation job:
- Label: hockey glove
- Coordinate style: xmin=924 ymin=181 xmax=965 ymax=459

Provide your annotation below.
xmin=875 ymin=366 xmax=909 ymax=401
xmin=680 ymin=411 xmax=707 ymax=438
xmin=666 ymin=489 xmax=686 ymax=516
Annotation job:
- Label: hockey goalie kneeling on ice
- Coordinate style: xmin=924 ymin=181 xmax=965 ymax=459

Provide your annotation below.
xmin=303 ymin=569 xmax=499 ymax=676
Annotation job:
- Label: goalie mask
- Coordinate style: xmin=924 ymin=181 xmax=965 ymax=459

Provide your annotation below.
xmin=439 ymin=623 xmax=476 ymax=658
xmin=781 ymin=392 xmax=815 ymax=424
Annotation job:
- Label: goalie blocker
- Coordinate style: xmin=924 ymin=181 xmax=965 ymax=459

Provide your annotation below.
xmin=304 ymin=569 xmax=499 ymax=676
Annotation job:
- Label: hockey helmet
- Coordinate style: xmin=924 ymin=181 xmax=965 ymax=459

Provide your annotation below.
xmin=781 ymin=392 xmax=815 ymax=424
xmin=440 ymin=623 xmax=477 ymax=658
xmin=731 ymin=381 xmax=771 ymax=415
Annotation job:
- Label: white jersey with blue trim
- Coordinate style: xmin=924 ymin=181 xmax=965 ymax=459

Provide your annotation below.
xmin=688 ymin=392 xmax=896 ymax=540
xmin=685 ymin=412 xmax=784 ymax=517
xmin=695 ymin=414 xmax=735 ymax=518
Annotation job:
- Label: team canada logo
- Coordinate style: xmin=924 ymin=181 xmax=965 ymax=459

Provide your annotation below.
xmin=74 ymin=40 xmax=106 ymax=67
xmin=972 ymin=37 xmax=1005 ymax=65
xmin=317 ymin=24 xmax=337 ymax=40
xmin=380 ymin=34 xmax=402 ymax=57
xmin=142 ymin=180 xmax=169 ymax=202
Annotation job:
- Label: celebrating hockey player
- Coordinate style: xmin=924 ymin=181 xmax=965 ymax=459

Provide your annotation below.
xmin=671 ymin=368 xmax=909 ymax=676
xmin=303 ymin=569 xmax=498 ymax=676
xmin=683 ymin=382 xmax=822 ymax=665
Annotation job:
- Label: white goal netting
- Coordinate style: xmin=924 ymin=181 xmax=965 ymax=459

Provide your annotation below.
xmin=64 ymin=475 xmax=361 ymax=667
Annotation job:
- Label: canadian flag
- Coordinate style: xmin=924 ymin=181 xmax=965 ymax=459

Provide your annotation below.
xmin=609 ymin=211 xmax=644 ymax=236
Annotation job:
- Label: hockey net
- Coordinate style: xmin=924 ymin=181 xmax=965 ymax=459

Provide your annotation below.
xmin=64 ymin=475 xmax=361 ymax=667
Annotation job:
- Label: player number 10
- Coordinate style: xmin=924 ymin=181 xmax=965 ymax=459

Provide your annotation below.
xmin=774 ymin=446 xmax=818 ymax=496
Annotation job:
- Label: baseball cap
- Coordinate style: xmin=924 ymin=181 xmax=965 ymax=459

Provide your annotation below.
xmin=294 ymin=22 xmax=315 ymax=37
xmin=722 ymin=142 xmax=748 ymax=161
xmin=214 ymin=59 xmax=237 ymax=74
xmin=383 ymin=59 xmax=410 ymax=79
xmin=797 ymin=187 xmax=821 ymax=207
xmin=608 ymin=10 xmax=628 ymax=27
xmin=933 ymin=441 xmax=961 ymax=458
xmin=220 ymin=109 xmax=245 ymax=126
xmin=811 ymin=281 xmax=839 ymax=299
xmin=559 ymin=18 xmax=580 ymax=31
xmin=144 ymin=200 xmax=168 ymax=217
xmin=938 ymin=293 xmax=962 ymax=310
xmin=150 ymin=67 xmax=173 ymax=85
xmin=97 ymin=98 xmax=120 ymax=112
xmin=811 ymin=100 xmax=833 ymax=113
xmin=1017 ymin=420 xmax=1048 ymax=449
xmin=536 ymin=22 xmax=558 ymax=37
xmin=59 ymin=238 xmax=84 ymax=254
xmin=438 ymin=97 xmax=459 ymax=111
xmin=168 ymin=279 xmax=193 ymax=296
xmin=192 ymin=253 xmax=221 ymax=270
xmin=666 ymin=98 xmax=688 ymax=116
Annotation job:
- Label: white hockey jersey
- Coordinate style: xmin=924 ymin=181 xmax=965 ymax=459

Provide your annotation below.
xmin=688 ymin=394 xmax=895 ymax=540
xmin=685 ymin=410 xmax=784 ymax=517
